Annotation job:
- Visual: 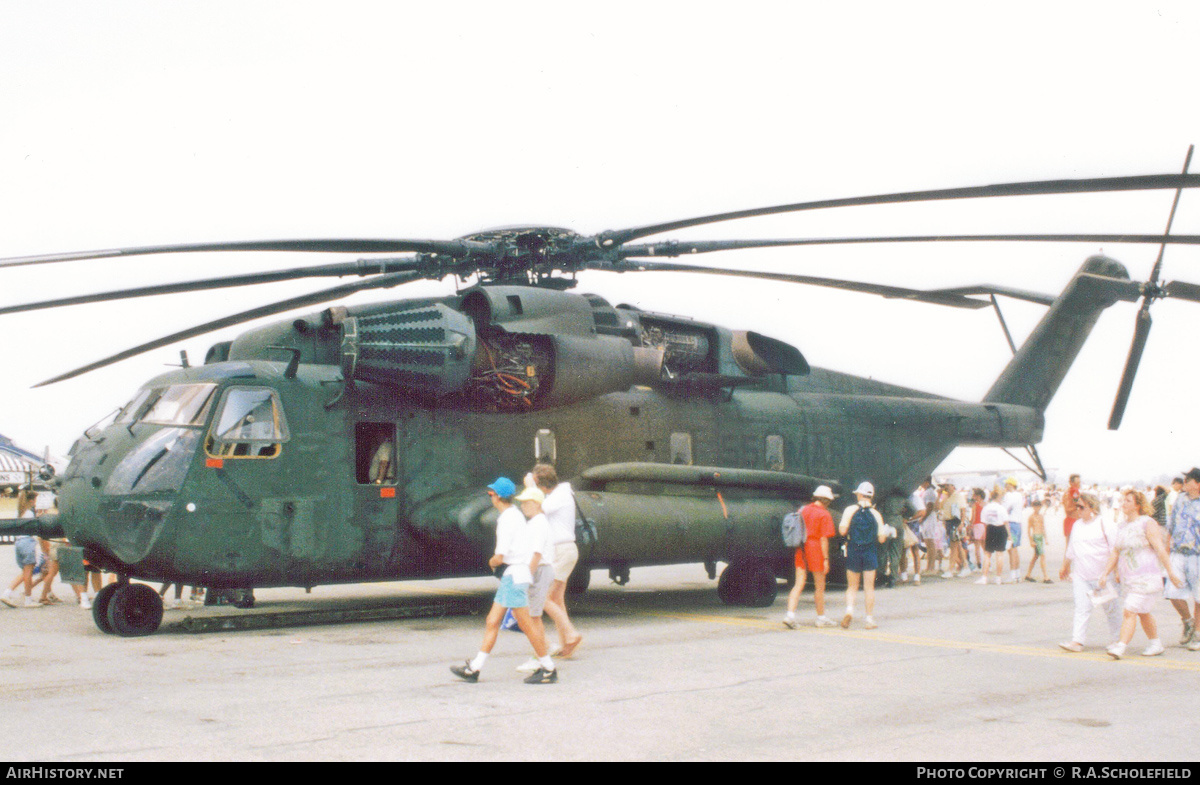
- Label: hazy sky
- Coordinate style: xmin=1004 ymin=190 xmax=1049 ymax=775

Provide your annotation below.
xmin=1 ymin=2 xmax=1198 ymax=483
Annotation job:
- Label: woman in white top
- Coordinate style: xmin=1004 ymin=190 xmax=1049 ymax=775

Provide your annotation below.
xmin=1058 ymin=492 xmax=1122 ymax=652
xmin=974 ymin=488 xmax=1009 ymax=585
xmin=1097 ymin=490 xmax=1183 ymax=658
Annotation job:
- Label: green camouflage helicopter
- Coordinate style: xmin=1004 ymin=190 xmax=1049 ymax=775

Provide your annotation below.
xmin=3 ymin=169 xmax=1200 ymax=636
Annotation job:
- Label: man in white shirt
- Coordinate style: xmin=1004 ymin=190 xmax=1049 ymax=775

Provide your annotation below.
xmin=451 ymin=477 xmax=557 ymax=684
xmin=1003 ymin=478 xmax=1026 ymax=583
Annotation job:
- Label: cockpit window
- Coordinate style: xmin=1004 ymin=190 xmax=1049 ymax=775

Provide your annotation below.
xmin=206 ymin=387 xmax=289 ymax=459
xmin=115 ymin=384 xmax=216 ymax=428
xmin=116 ymin=389 xmax=158 ymax=425
xmin=142 ymin=384 xmax=217 ymax=427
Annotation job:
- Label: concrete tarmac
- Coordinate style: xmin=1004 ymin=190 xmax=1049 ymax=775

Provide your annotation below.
xmin=0 ymin=511 xmax=1195 ymax=762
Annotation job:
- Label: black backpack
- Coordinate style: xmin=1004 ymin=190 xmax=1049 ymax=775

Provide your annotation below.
xmin=847 ymin=505 xmax=877 ymax=547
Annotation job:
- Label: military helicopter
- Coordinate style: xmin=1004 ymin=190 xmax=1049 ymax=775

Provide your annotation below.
xmin=4 ymin=167 xmax=1200 ymax=637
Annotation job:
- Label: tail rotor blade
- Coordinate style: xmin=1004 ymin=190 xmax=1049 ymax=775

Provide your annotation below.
xmin=1163 ymin=279 xmax=1200 ymax=303
xmin=1108 ymin=306 xmax=1153 ymax=430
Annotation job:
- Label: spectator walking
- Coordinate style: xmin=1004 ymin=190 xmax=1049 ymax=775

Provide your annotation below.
xmin=1003 ymin=478 xmax=1025 ymax=584
xmin=976 ymin=488 xmax=1009 ymax=585
xmin=905 ymin=479 xmax=933 ymax=584
xmin=783 ymin=485 xmax=837 ymax=629
xmin=513 ymin=485 xmax=558 ymax=674
xmin=1062 ymin=474 xmax=1083 ymax=544
xmin=1022 ymin=500 xmax=1051 ymax=583
xmin=1098 ymin=490 xmax=1183 ymax=658
xmin=1058 ymin=492 xmax=1121 ymax=653
xmin=839 ymin=482 xmax=887 ymax=630
xmin=1 ymin=489 xmax=42 ymax=608
xmin=969 ymin=488 xmax=986 ymax=573
xmin=1165 ymin=467 xmax=1200 ymax=650
xmin=527 ymin=464 xmax=583 ymax=658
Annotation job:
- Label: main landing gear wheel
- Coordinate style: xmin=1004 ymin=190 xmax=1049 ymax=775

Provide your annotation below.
xmin=717 ymin=561 xmax=779 ymax=607
xmin=105 ymin=582 xmax=164 ymax=637
xmin=91 ymin=582 xmax=120 ymax=634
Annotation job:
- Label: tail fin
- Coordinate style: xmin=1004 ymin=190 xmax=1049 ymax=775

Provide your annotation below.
xmin=983 ymin=255 xmax=1138 ymax=412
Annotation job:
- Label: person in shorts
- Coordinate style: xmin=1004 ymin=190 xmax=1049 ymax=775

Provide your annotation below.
xmin=1022 ymin=500 xmax=1051 ymax=583
xmin=838 ymin=482 xmax=887 ymax=630
xmin=1165 ymin=467 xmax=1200 ymax=650
xmin=451 ymin=478 xmax=557 ymax=684
xmin=529 ymin=463 xmax=582 ymax=658
xmin=1 ymin=489 xmax=43 ymax=609
xmin=783 ymin=485 xmax=837 ymax=629
xmin=513 ymin=485 xmax=557 ymax=675
xmin=1003 ymin=477 xmax=1026 ymax=583
xmin=976 ymin=488 xmax=1009 ymax=585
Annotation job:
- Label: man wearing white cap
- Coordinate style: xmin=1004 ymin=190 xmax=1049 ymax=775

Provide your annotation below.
xmin=838 ymin=482 xmax=888 ymax=629
xmin=783 ymin=485 xmax=837 ymax=629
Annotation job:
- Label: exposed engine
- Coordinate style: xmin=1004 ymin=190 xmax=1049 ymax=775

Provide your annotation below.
xmin=465 ymin=333 xmax=552 ymax=411
xmin=223 ymin=285 xmax=806 ymax=410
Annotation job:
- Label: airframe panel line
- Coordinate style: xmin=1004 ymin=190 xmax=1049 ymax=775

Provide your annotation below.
xmin=646 ymin=611 xmax=1200 ymax=673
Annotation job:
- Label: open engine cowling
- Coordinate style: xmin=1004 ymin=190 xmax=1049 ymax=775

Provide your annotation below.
xmin=340 ymin=304 xmax=477 ymax=397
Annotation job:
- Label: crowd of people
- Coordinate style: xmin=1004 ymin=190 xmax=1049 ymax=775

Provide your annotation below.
xmin=7 ymin=463 xmax=1200 ymax=674
xmin=780 ymin=467 xmax=1200 ymax=661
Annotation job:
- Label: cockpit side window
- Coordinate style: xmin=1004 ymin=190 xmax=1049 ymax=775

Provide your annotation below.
xmin=205 ymin=387 xmax=289 ymax=459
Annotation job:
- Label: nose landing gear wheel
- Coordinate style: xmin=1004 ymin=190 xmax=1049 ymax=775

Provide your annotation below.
xmin=105 ymin=583 xmax=164 ymax=637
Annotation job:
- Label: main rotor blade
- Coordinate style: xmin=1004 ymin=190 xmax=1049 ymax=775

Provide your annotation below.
xmin=0 ymin=258 xmax=425 ymax=316
xmin=617 ymin=233 xmax=1200 ymax=258
xmin=35 ymin=271 xmax=423 ymax=387
xmin=597 ymin=173 xmax=1200 ymax=247
xmin=0 ymin=238 xmax=493 ymax=270
xmin=603 ymin=259 xmax=990 ymax=309
xmin=1107 ymin=304 xmax=1153 ymax=430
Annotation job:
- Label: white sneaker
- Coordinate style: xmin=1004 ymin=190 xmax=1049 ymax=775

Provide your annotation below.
xmin=974 ymin=576 xmax=989 ymax=585
xmin=515 ymin=658 xmax=541 ymax=673
xmin=864 ymin=616 xmax=878 ymax=630
xmin=79 ymin=596 xmax=92 ymax=610
xmin=900 ymin=572 xmax=909 ymax=583
xmin=958 ymin=567 xmax=972 ymax=578
xmin=913 ymin=574 xmax=921 ymax=585
xmin=0 ymin=592 xmax=16 ymax=608
xmin=991 ymin=576 xmax=1003 ymax=585
xmin=23 ymin=596 xmax=41 ymax=608
xmin=1107 ymin=642 xmax=1125 ymax=660
xmin=1142 ymin=640 xmax=1165 ymax=657
xmin=941 ymin=571 xmax=954 ymax=579
xmin=815 ymin=616 xmax=836 ymax=628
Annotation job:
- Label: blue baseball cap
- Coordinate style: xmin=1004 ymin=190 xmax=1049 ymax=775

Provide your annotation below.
xmin=487 ymin=477 xmax=517 ymax=499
